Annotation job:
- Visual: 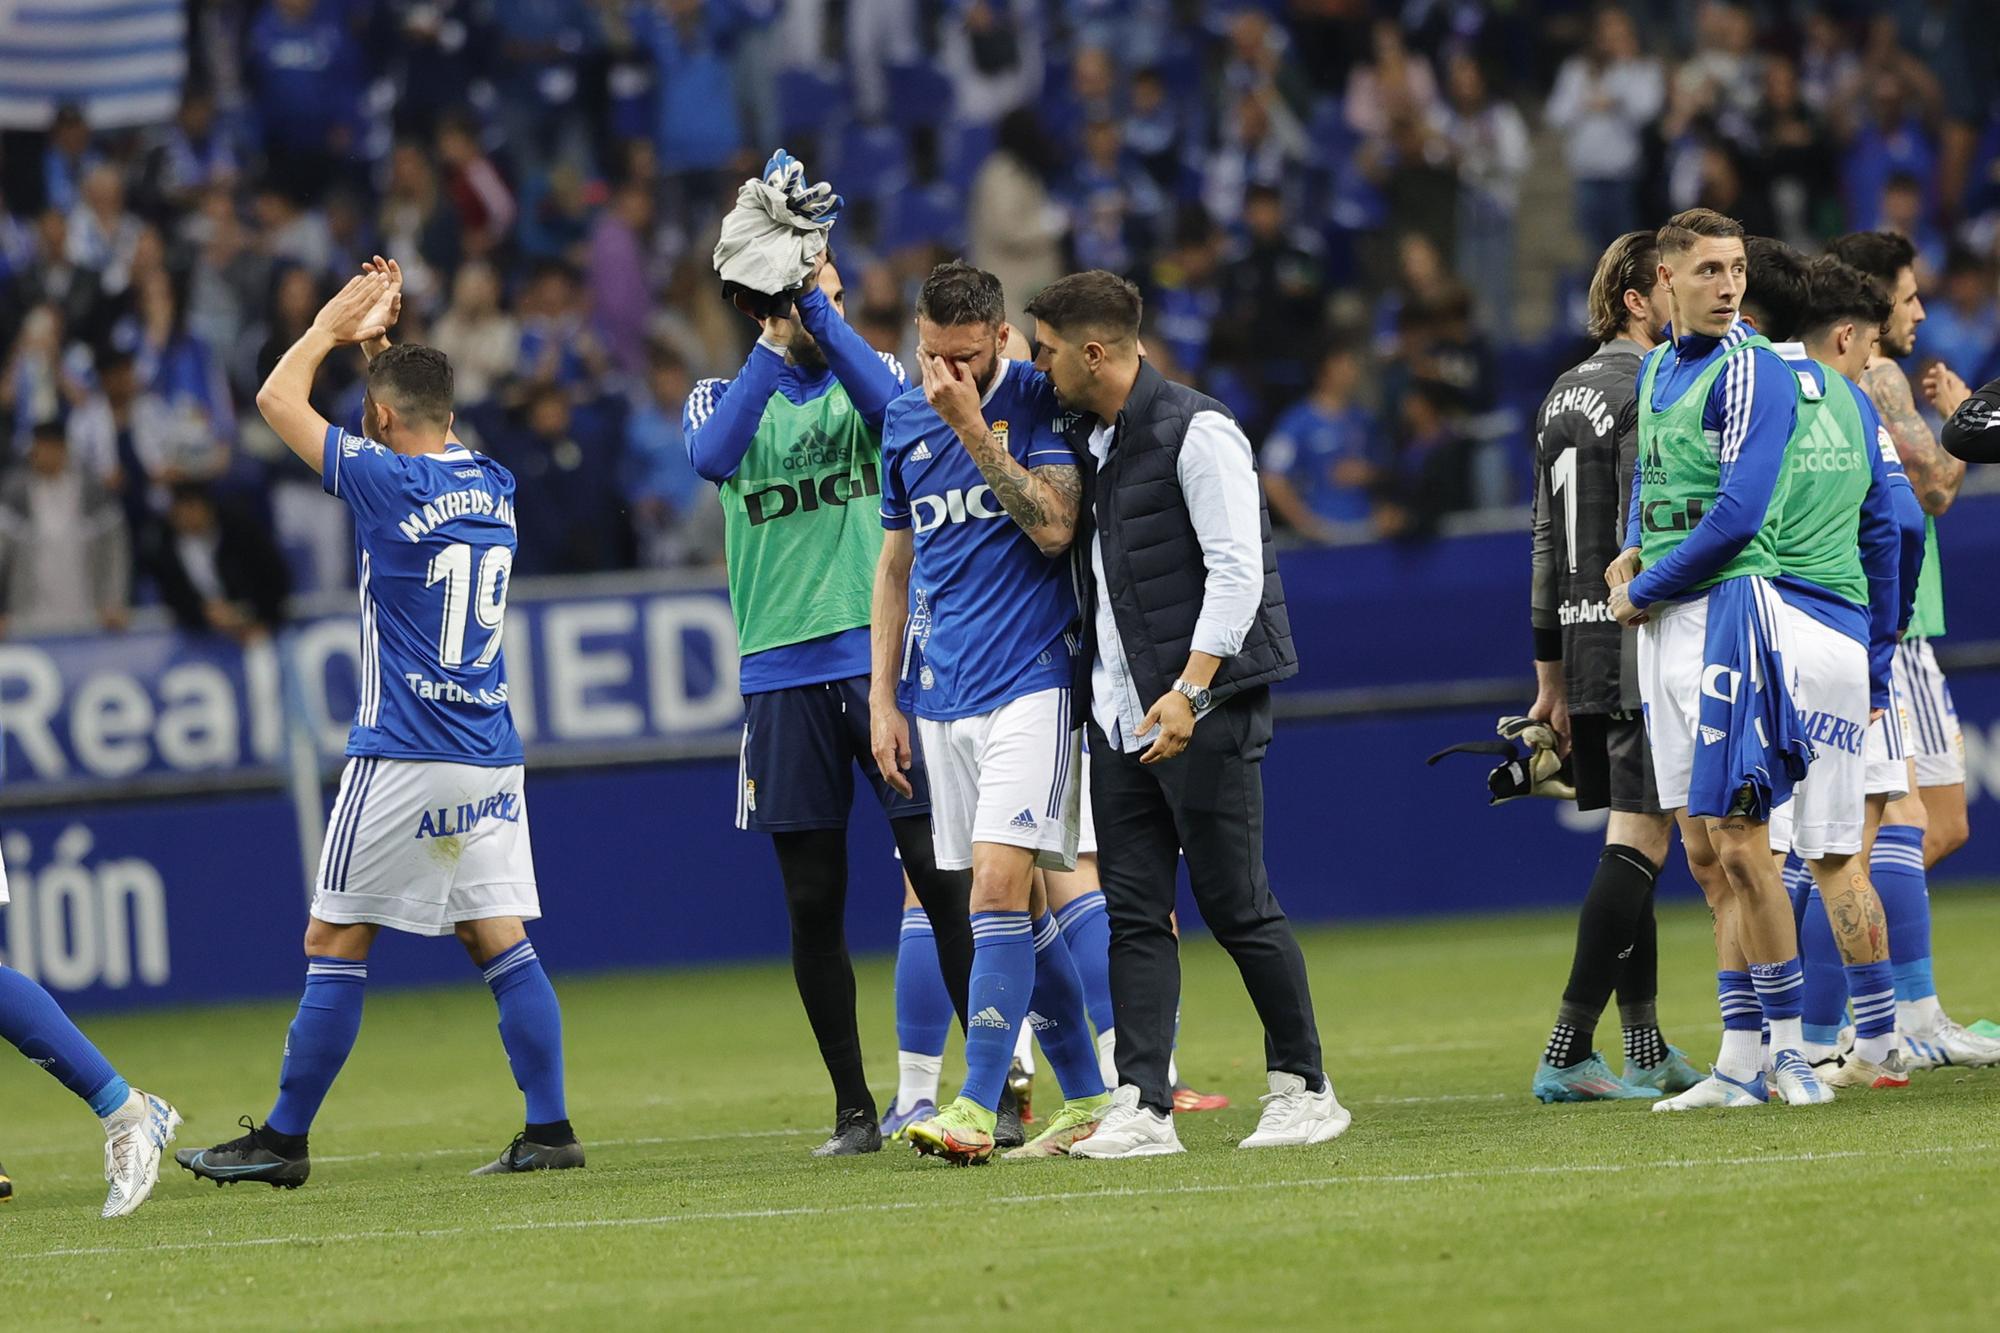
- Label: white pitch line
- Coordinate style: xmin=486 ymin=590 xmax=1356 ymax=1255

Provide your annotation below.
xmin=16 ymin=1142 xmax=1987 ymax=1261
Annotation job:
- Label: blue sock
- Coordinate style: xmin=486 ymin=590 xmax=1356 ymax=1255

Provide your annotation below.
xmin=1052 ymin=891 xmax=1114 ymax=1035
xmin=1751 ymin=958 xmax=1806 ymax=1054
xmin=1845 ymin=960 xmax=1897 ymax=1042
xmin=894 ymin=908 xmax=952 ymax=1059
xmin=0 ymin=965 xmax=128 ymax=1116
xmin=1798 ymin=888 xmax=1851 ymax=1048
xmin=1029 ymin=912 xmax=1108 ymax=1101
xmin=483 ymin=940 xmax=567 ymax=1125
xmin=267 ymin=957 xmax=367 ymax=1137
xmin=1718 ymin=970 xmax=1761 ymax=1033
xmin=1872 ymin=825 xmax=1934 ymax=999
xmin=962 ymin=911 xmax=1034 ymax=1111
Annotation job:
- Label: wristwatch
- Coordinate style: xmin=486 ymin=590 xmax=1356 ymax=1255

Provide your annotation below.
xmin=1172 ymin=679 xmax=1212 ymax=713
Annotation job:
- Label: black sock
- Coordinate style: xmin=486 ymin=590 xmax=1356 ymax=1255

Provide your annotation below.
xmin=771 ymin=829 xmax=876 ymax=1121
xmin=1554 ymin=843 xmax=1660 ymax=1062
xmin=1619 ymin=1001 xmax=1669 ymax=1069
xmin=527 ymin=1118 xmax=576 ymax=1147
xmin=891 ymin=816 xmax=973 ymax=1030
xmin=261 ymin=1126 xmax=308 ymax=1158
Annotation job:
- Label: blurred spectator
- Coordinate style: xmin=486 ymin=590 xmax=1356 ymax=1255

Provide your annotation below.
xmin=151 ymin=483 xmax=291 ymax=640
xmin=1260 ymin=343 xmax=1378 ymax=544
xmin=377 ymin=144 xmax=460 ymax=312
xmin=517 ymin=161 xmax=597 ymax=264
xmin=1210 ymin=184 xmax=1324 ymax=433
xmin=183 ymin=189 xmax=270 ymax=371
xmin=1223 ymin=7 xmax=1309 ymax=123
xmin=485 ymin=386 xmax=625 ymax=576
xmin=969 ymin=109 xmax=1067 ymax=325
xmin=145 ymin=89 xmax=240 ymax=217
xmin=43 ymin=106 xmax=102 ymax=216
xmin=437 ymin=113 xmax=518 ymax=260
xmin=1043 ymin=46 xmax=1119 ymax=158
xmin=939 ymin=0 xmax=1045 ymax=126
xmin=1203 ymin=87 xmax=1309 ymax=231
xmin=254 ymin=184 xmax=334 ymax=275
xmin=516 ymin=262 xmax=610 ymax=399
xmin=624 ymin=345 xmax=719 ymax=568
xmin=1545 ymin=8 xmax=1665 ymax=246
xmin=1916 ymin=248 xmax=1999 ymax=384
xmin=1799 ymin=10 xmax=1863 ymax=119
xmin=632 ymin=0 xmax=743 ymax=198
xmin=1755 ymin=54 xmax=1839 ymax=249
xmin=1672 ymin=2 xmax=1763 ymax=142
xmin=1373 ymin=380 xmax=1474 ymax=540
xmin=1442 ymin=52 xmax=1530 ymax=342
xmin=1146 ymin=206 xmax=1226 ymax=377
xmin=431 ymin=262 xmax=521 ymax=406
xmin=1067 ymin=119 xmax=1167 ymax=276
xmin=1842 ymin=66 xmax=1937 ymax=233
xmin=3 ymin=303 xmax=91 ymax=453
xmin=0 ymin=421 xmax=129 ymax=637
xmin=6 ymin=213 xmax=105 ymax=358
xmin=590 ymin=181 xmax=658 ymax=381
xmin=1881 ymin=171 xmax=1946 ymax=279
xmin=846 ymin=0 xmax=924 ymax=125
xmin=245 ymin=0 xmax=365 ymax=196
xmin=65 ymin=352 xmax=170 ymax=530
xmin=1124 ymin=67 xmax=1184 ymax=193
xmin=1343 ymin=19 xmax=1439 ymax=145
xmin=66 ymin=165 xmax=145 ymax=302
xmin=127 ymin=266 xmax=235 ymax=462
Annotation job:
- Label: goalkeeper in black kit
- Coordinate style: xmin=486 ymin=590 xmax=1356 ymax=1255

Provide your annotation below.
xmin=1525 ymin=233 xmax=1718 ymax=1102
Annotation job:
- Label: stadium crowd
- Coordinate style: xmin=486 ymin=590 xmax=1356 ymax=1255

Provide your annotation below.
xmin=1 ymin=0 xmax=1997 ymax=629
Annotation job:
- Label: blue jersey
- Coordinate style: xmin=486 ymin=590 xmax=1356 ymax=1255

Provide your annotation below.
xmin=880 ymin=360 xmax=1079 ymax=722
xmin=322 ymin=426 xmax=524 ymax=766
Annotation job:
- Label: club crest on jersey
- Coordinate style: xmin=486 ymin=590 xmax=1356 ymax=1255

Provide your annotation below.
xmin=991 ymin=421 xmax=1009 ymax=450
xmin=919 ymin=665 xmax=935 ymax=690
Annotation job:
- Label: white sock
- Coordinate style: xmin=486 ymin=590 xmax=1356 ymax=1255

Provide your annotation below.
xmin=1854 ymin=1032 xmax=1898 ymax=1064
xmin=1012 ymin=1023 xmax=1035 ymax=1075
xmin=1715 ymin=1029 xmax=1763 ymax=1080
xmin=1167 ymin=1051 xmax=1180 ymax=1086
xmin=895 ymin=1052 xmax=941 ymax=1114
xmin=1768 ymin=1016 xmax=1805 ymax=1054
xmin=100 ymin=1088 xmax=143 ymax=1133
xmin=1898 ymin=996 xmax=1945 ymax=1033
xmin=1096 ymin=1029 xmax=1118 ymax=1088
xmin=1799 ymin=1040 xmax=1840 ymax=1065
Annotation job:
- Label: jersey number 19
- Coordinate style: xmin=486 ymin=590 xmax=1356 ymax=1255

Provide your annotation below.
xmin=426 ymin=542 xmax=512 ymax=669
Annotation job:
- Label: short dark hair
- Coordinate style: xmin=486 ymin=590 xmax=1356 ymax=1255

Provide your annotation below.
xmin=367 ymin=344 xmax=454 ymax=426
xmin=915 ymin=260 xmax=1005 ymax=328
xmin=31 ymin=418 xmax=66 ymax=444
xmin=1657 ymin=207 xmax=1745 ymax=257
xmin=1803 ymin=256 xmax=1891 ymax=340
xmin=1022 ymin=270 xmax=1143 ymax=343
xmin=1825 ymin=230 xmax=1917 ymax=291
xmin=1586 ymin=231 xmax=1660 ymax=342
xmin=1741 ymin=237 xmax=1811 ymax=342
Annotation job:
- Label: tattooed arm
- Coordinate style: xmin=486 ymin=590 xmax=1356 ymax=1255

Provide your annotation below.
xmin=921 ymin=353 xmax=1080 ymax=555
xmin=1862 ymin=360 xmax=1965 ymax=515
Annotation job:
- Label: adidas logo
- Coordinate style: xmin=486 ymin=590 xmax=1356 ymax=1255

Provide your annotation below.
xmin=1027 ymin=1010 xmax=1056 ymax=1032
xmin=1699 ymin=725 xmax=1726 ymax=746
xmin=911 ymin=439 xmax=933 ymax=461
xmin=1009 ymin=808 xmax=1038 ymax=831
xmin=969 ymin=1005 xmax=1009 ymax=1029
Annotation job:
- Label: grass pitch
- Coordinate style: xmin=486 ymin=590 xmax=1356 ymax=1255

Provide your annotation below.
xmin=4 ymin=894 xmax=2000 ymax=1331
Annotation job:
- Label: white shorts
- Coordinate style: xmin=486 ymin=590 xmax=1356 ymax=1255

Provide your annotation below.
xmin=311 ymin=757 xmax=540 ymax=937
xmin=916 ymin=687 xmax=1082 ymax=873
xmin=1893 ymin=638 xmax=1965 ymax=787
xmin=1865 ymin=673 xmax=1911 ymax=800
xmin=1766 ymin=607 xmax=1869 ymax=859
xmin=1636 ymin=582 xmax=1798 ymax=814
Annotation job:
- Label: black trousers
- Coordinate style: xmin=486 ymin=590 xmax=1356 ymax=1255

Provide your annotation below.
xmin=1089 ymin=688 xmax=1323 ymax=1114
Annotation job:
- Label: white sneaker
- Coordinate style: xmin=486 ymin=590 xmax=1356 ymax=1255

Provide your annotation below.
xmin=1238 ymin=1071 xmax=1351 ymax=1149
xmin=1066 ymin=1085 xmax=1184 ymax=1159
xmin=1914 ymin=1019 xmax=2000 ymax=1068
xmin=102 ymin=1090 xmax=180 ymax=1219
xmin=1652 ymin=1069 xmax=1767 ymax=1111
xmin=1769 ymin=1049 xmax=1834 ymax=1106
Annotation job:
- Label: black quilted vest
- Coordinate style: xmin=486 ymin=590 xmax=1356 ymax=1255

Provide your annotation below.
xmin=1069 ymin=360 xmax=1298 ymax=714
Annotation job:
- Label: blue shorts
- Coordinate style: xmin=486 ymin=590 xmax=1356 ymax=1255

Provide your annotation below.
xmin=735 ymin=676 xmax=932 ymax=832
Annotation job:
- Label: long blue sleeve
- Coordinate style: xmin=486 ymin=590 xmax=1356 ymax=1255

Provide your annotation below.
xmin=683 ymin=343 xmax=786 ymax=483
xmin=1855 ymin=402 xmax=1905 ymax=707
xmin=1628 ymin=346 xmax=1797 ymax=607
xmin=795 ymin=286 xmax=906 ymax=430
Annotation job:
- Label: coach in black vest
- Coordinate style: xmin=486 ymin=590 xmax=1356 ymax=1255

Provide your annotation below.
xmin=1023 ymin=272 xmax=1350 ymax=1157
